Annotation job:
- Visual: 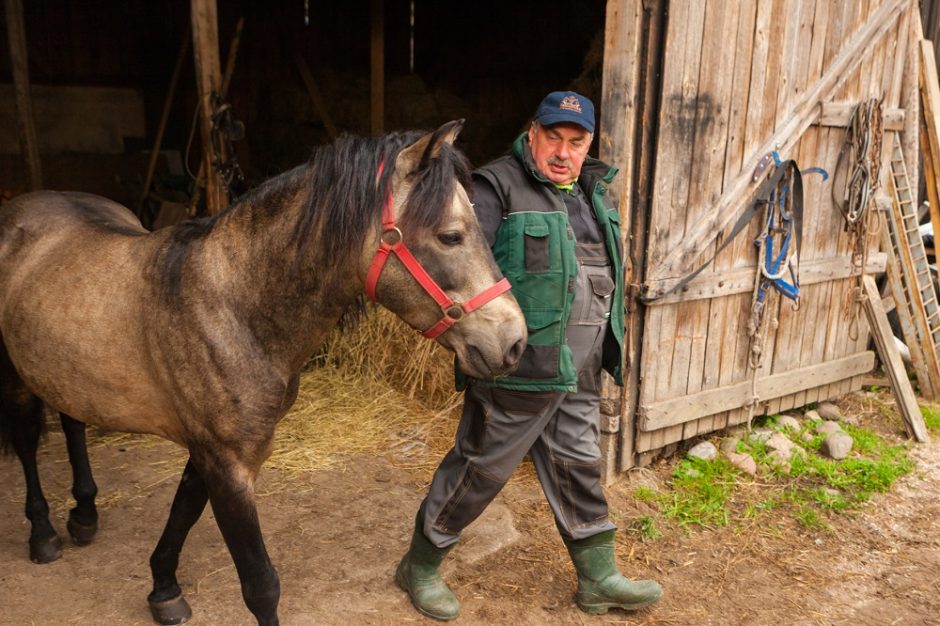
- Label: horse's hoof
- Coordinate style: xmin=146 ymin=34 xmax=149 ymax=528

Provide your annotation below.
xmin=148 ymin=595 xmax=192 ymax=625
xmin=67 ymin=516 xmax=98 ymax=546
xmin=29 ymin=534 xmax=63 ymax=564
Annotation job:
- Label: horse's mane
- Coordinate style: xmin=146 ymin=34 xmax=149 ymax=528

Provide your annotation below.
xmin=157 ymin=130 xmax=471 ymax=301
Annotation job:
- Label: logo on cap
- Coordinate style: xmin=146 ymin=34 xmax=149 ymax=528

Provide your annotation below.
xmin=559 ymin=95 xmax=582 ymax=114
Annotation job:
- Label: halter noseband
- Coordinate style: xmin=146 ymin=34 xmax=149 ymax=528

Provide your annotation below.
xmin=364 ymin=162 xmax=512 ymax=339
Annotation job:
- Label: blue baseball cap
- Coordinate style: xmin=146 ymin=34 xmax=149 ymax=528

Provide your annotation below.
xmin=534 ymin=91 xmax=595 ymax=133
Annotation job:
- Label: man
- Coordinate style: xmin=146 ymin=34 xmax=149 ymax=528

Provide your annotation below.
xmin=396 ymin=91 xmax=662 ymax=620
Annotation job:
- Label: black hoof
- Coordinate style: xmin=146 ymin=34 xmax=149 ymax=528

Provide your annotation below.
xmin=67 ymin=516 xmax=98 ymax=546
xmin=149 ymin=595 xmax=192 ymax=625
xmin=29 ymin=534 xmax=63 ymax=564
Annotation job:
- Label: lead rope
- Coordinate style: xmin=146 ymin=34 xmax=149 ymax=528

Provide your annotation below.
xmin=745 ymin=172 xmax=787 ymax=431
xmin=834 ymin=99 xmax=883 ymax=341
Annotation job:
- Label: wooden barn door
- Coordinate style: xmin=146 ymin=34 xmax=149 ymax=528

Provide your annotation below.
xmin=607 ymin=0 xmax=918 ymax=468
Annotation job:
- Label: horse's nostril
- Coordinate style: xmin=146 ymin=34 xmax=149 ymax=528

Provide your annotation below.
xmin=507 ymin=337 xmax=525 ymax=365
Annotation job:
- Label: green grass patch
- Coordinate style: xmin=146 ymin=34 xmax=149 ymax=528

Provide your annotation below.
xmin=629 ymin=515 xmax=663 ymax=541
xmin=658 ymin=457 xmax=737 ymax=529
xmin=639 ymin=423 xmax=914 ymax=533
xmin=921 ymin=405 xmax=940 ymax=431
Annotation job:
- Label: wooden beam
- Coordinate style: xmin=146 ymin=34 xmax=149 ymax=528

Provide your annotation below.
xmin=651 ymin=0 xmax=908 ymax=280
xmin=4 ymin=0 xmax=42 ymax=190
xmin=815 ymin=103 xmax=905 ymax=131
xmin=370 ymin=0 xmax=384 ymax=136
xmin=643 ymin=252 xmax=887 ymax=305
xmin=861 ymin=274 xmax=929 ymax=442
xmin=190 ymin=0 xmax=226 ymax=214
xmin=638 ymin=352 xmax=876 ymax=431
xmin=599 ymin=0 xmax=647 ymax=479
xmin=919 ymin=36 xmax=940 ymax=280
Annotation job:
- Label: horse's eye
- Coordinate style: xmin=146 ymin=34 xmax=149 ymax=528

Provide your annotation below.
xmin=437 ymin=231 xmax=463 ymax=246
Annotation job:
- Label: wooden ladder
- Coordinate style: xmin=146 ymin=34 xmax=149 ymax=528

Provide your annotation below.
xmin=883 ymin=133 xmax=940 ymax=399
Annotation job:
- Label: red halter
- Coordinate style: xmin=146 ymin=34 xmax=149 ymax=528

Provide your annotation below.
xmin=364 ymin=163 xmax=512 ymax=339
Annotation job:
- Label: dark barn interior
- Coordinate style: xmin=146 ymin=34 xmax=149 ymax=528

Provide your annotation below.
xmin=0 ymin=0 xmax=605 ymax=224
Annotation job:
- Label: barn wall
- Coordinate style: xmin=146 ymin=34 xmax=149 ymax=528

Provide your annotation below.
xmin=620 ymin=0 xmax=915 ymax=465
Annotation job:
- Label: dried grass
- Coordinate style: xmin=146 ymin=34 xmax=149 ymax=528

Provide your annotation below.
xmin=270 ymin=306 xmax=467 ymax=474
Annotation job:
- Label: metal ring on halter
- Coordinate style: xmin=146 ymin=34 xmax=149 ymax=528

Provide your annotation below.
xmin=380 ymin=227 xmax=403 ymax=246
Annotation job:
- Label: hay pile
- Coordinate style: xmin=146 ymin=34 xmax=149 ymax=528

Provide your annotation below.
xmin=268 ymin=305 xmax=462 ymax=474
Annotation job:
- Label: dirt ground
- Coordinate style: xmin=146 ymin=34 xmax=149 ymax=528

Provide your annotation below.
xmin=2 ymin=391 xmax=940 ymax=626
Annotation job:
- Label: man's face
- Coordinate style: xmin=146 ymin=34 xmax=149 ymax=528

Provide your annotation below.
xmin=527 ymin=121 xmax=592 ymax=185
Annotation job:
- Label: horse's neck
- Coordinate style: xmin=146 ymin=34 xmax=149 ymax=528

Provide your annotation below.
xmin=198 ymin=177 xmax=364 ymax=370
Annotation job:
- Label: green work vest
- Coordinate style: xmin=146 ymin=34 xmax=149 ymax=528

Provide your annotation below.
xmin=461 ymin=133 xmax=625 ymax=393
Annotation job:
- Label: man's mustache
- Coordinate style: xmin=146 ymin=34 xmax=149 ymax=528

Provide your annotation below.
xmin=547 ymin=157 xmax=572 ymax=168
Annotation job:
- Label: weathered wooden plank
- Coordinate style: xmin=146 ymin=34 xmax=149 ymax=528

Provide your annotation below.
xmin=644 ymin=253 xmax=887 ymax=305
xmin=816 ymin=104 xmax=905 ymax=130
xmin=919 ymin=37 xmax=940 ymax=282
xmin=4 ymin=0 xmax=42 ymax=190
xmin=861 ymin=274 xmax=929 ymax=441
xmin=600 ymin=0 xmax=646 ymax=477
xmin=190 ymin=0 xmax=226 ymax=214
xmin=652 ymin=0 xmax=907 ymax=281
xmin=703 ymin=0 xmax=758 ymax=437
xmin=639 ymin=351 xmax=875 ymax=431
xmin=668 ymin=1 xmax=707 ymax=227
xmin=682 ymin=0 xmax=740 ymax=441
xmin=902 ymin=4 xmax=920 ymax=213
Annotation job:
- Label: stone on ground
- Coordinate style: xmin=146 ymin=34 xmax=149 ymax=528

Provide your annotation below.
xmin=726 ymin=452 xmax=757 ymax=476
xmin=776 ymin=414 xmax=802 ymax=432
xmin=804 ymin=409 xmax=821 ymax=422
xmin=817 ymin=402 xmax=842 ymax=421
xmin=816 ymin=420 xmax=843 ymax=436
xmin=688 ymin=441 xmax=718 ymax=461
xmin=821 ymin=431 xmax=854 ymax=460
xmin=720 ymin=437 xmax=740 ymax=456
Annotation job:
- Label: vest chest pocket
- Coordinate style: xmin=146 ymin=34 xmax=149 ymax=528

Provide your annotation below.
xmin=524 ymin=222 xmax=551 ymax=273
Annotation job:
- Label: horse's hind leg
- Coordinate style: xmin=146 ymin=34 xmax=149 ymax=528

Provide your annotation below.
xmin=0 ymin=344 xmax=61 ymax=563
xmin=59 ymin=414 xmax=98 ymax=545
xmin=148 ymin=458 xmax=208 ymax=626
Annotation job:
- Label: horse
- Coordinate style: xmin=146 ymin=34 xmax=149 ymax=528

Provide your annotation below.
xmin=0 ymin=120 xmax=527 ymax=626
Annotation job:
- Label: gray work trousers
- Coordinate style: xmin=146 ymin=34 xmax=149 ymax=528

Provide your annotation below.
xmin=420 ymin=256 xmax=617 ymax=548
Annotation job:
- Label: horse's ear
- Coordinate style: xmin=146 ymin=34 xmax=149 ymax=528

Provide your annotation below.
xmin=396 ymin=119 xmax=465 ymax=177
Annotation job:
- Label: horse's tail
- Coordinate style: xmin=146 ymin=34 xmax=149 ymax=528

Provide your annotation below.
xmin=0 ymin=334 xmax=46 ymax=455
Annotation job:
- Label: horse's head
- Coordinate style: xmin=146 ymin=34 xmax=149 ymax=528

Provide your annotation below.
xmin=362 ymin=121 xmax=527 ymax=379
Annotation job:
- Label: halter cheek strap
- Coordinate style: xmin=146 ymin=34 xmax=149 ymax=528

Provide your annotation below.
xmin=364 ymin=162 xmax=512 ymax=339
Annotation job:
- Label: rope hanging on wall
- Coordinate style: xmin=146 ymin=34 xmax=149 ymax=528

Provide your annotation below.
xmin=832 ymin=98 xmax=884 ymax=341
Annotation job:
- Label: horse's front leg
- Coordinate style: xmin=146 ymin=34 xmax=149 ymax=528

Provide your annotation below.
xmin=196 ymin=450 xmax=280 ymax=626
xmin=148 ymin=457 xmax=209 ymax=625
xmin=59 ymin=414 xmax=98 ymax=545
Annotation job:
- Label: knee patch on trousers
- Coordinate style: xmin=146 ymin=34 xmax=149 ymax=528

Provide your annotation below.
xmin=433 ymin=463 xmax=504 ymax=536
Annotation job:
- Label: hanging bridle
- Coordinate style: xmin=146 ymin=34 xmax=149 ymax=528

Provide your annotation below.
xmin=364 ymin=162 xmax=512 ymax=339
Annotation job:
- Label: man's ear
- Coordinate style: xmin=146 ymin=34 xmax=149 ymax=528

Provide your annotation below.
xmin=395 ymin=119 xmax=465 ymax=180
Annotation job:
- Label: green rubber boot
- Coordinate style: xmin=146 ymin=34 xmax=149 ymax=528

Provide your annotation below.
xmin=395 ymin=513 xmax=460 ymax=621
xmin=564 ymin=530 xmax=662 ymax=614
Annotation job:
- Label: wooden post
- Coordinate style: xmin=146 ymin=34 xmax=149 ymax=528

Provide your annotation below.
xmin=598 ymin=0 xmax=648 ymax=478
xmin=190 ymin=0 xmax=226 ymax=214
xmin=4 ymin=0 xmax=42 ymax=190
xmin=370 ymin=0 xmax=384 ymax=136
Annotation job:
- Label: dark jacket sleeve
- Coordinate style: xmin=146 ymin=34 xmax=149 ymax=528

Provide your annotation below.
xmin=470 ymin=175 xmax=504 ymax=248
